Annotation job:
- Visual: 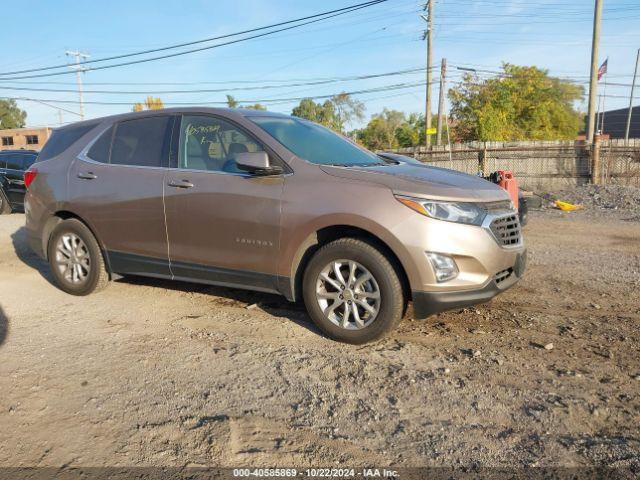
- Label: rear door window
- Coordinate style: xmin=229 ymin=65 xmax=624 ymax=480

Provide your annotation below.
xmin=111 ymin=116 xmax=171 ymax=168
xmin=38 ymin=122 xmax=99 ymax=161
xmin=87 ymin=126 xmax=114 ymax=163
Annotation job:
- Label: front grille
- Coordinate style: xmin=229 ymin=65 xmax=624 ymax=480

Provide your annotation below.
xmin=494 ymin=267 xmax=513 ymax=285
xmin=490 ymin=214 xmax=522 ymax=247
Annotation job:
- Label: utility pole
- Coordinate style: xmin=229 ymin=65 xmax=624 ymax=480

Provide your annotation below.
xmin=586 ymin=0 xmax=603 ymax=144
xmin=421 ymin=1 xmax=433 ymax=147
xmin=65 ymin=50 xmax=90 ymax=120
xmin=436 ymin=58 xmax=447 ymax=146
xmin=625 ymin=48 xmax=639 ymax=143
xmin=58 ymin=109 xmax=63 ymax=126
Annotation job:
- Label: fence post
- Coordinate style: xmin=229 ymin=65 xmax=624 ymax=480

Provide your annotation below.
xmin=591 ymin=139 xmax=601 ymax=185
xmin=478 ymin=144 xmax=488 ymax=176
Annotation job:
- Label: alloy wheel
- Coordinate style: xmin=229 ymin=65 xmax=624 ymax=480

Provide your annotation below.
xmin=55 ymin=233 xmax=91 ymax=285
xmin=315 ymin=259 xmax=381 ymax=330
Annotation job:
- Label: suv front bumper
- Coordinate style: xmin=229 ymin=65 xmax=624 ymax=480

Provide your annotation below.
xmin=411 ymin=250 xmax=526 ymax=319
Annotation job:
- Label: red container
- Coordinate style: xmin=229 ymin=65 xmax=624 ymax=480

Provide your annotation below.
xmin=496 ymin=170 xmax=519 ymax=210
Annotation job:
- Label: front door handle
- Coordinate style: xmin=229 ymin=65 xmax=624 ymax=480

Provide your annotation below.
xmin=167 ymin=179 xmax=194 ymax=189
xmin=77 ymin=172 xmax=97 ymax=180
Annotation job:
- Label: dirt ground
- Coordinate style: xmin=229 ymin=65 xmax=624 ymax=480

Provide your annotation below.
xmin=0 ymin=210 xmax=638 ymax=469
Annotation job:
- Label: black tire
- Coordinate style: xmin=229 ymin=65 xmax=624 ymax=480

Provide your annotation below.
xmin=0 ymin=190 xmax=11 ymax=215
xmin=302 ymin=238 xmax=405 ymax=344
xmin=47 ymin=218 xmax=110 ymax=296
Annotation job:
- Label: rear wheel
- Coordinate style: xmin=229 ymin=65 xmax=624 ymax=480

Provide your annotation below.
xmin=47 ymin=219 xmax=110 ymax=296
xmin=302 ymin=238 xmax=405 ymax=344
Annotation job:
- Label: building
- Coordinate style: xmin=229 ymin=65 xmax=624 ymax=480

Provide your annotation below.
xmin=592 ymin=105 xmax=640 ymax=140
xmin=0 ymin=127 xmax=52 ymax=151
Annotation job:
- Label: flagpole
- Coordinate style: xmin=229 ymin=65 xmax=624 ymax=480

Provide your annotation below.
xmin=596 ymin=94 xmax=601 ymax=134
xmin=595 ymin=57 xmax=608 ymax=136
xmin=601 ymin=60 xmax=608 ymax=135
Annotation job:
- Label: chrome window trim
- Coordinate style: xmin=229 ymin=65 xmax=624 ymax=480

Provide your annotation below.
xmin=77 ymin=155 xmax=168 ymax=171
xmin=169 ymin=167 xmax=290 ymax=178
xmin=482 ymin=211 xmax=523 ymax=249
xmin=77 ymin=124 xmax=111 ymax=165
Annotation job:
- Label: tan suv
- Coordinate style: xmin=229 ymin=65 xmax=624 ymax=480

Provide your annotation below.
xmin=24 ymin=108 xmax=525 ymax=344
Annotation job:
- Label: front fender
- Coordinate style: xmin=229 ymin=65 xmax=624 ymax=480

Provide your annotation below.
xmin=278 ymin=213 xmax=419 ymax=302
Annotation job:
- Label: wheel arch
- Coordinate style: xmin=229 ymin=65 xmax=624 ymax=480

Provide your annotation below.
xmin=284 ymin=223 xmax=412 ymax=305
xmin=44 ymin=210 xmax=113 ymax=276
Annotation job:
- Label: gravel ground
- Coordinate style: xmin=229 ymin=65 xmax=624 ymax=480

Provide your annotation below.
xmin=0 ymin=211 xmax=639 ymax=469
xmin=545 ymin=185 xmax=640 ymax=218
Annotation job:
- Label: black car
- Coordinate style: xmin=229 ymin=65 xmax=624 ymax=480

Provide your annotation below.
xmin=0 ymin=149 xmax=38 ymax=214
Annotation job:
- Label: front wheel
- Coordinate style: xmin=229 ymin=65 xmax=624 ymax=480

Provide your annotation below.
xmin=47 ymin=218 xmax=110 ymax=296
xmin=302 ymin=238 xmax=405 ymax=344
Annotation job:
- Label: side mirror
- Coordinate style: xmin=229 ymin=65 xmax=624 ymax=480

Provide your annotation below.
xmin=235 ymin=152 xmax=283 ymax=176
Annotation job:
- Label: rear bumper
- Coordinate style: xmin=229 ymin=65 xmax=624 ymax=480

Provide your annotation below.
xmin=412 ymin=250 xmax=526 ymax=319
xmin=27 ymin=228 xmax=46 ymax=259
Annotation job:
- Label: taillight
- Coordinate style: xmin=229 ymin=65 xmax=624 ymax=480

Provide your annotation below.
xmin=24 ymin=168 xmax=38 ymax=189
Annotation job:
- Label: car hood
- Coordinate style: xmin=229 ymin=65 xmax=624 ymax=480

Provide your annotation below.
xmin=320 ymin=163 xmax=510 ymax=202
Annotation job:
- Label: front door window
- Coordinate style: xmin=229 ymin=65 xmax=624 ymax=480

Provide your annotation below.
xmin=179 ymin=115 xmax=263 ymax=174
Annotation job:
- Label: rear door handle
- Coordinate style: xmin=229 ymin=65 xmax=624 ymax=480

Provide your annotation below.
xmin=77 ymin=172 xmax=97 ymax=180
xmin=167 ymin=179 xmax=194 ymax=189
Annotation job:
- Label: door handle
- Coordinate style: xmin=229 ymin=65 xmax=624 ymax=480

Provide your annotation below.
xmin=167 ymin=179 xmax=194 ymax=189
xmin=77 ymin=172 xmax=97 ymax=180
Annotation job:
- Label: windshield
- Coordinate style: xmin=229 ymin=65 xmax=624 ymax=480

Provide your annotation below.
xmin=249 ymin=116 xmax=384 ymax=167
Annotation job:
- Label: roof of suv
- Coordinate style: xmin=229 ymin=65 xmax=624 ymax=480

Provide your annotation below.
xmin=51 ymin=107 xmax=291 ymax=133
xmin=0 ymin=149 xmax=38 ymax=154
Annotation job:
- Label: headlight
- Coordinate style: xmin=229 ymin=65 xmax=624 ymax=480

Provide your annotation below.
xmin=396 ymin=195 xmax=487 ymax=226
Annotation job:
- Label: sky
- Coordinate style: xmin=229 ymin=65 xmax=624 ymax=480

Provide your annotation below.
xmin=1 ymin=0 xmax=639 ymax=130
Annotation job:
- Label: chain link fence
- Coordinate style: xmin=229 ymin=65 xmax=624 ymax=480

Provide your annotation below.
xmin=600 ymin=143 xmax=640 ymax=187
xmin=388 ymin=140 xmax=640 ymax=191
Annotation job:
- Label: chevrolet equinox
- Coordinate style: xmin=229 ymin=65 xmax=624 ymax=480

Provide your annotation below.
xmin=24 ymin=108 xmax=526 ymax=344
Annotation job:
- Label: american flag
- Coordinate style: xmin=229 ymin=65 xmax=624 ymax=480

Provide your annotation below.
xmin=597 ymin=59 xmax=608 ymax=81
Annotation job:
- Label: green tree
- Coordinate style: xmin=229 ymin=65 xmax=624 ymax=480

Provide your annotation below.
xmin=355 ymin=109 xmax=406 ymax=150
xmin=226 ymin=95 xmax=266 ymax=110
xmin=226 ymin=95 xmax=239 ymax=108
xmin=330 ymin=92 xmax=365 ymax=133
xmin=291 ymin=94 xmax=363 ymax=133
xmin=448 ymin=63 xmax=584 ymax=142
xmin=292 ymin=98 xmax=337 ymax=128
xmin=395 ymin=112 xmax=426 ymax=147
xmin=0 ymin=99 xmax=27 ymax=129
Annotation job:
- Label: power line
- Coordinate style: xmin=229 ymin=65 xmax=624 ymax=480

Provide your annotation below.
xmin=0 ymin=67 xmax=430 ymax=95
xmin=1 ymin=80 xmax=432 ymax=107
xmin=0 ymin=0 xmax=388 ymax=80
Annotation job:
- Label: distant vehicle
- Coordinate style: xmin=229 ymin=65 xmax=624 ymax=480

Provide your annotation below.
xmin=24 ymin=109 xmax=525 ymax=344
xmin=377 ymin=151 xmax=425 ymax=166
xmin=0 ymin=149 xmax=38 ymax=214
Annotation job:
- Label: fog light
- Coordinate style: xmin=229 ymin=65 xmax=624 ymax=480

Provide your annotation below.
xmin=426 ymin=252 xmax=459 ymax=282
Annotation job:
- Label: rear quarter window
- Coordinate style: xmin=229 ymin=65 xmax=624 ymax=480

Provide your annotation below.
xmin=87 ymin=125 xmax=114 ymax=163
xmin=38 ymin=122 xmax=99 ymax=161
